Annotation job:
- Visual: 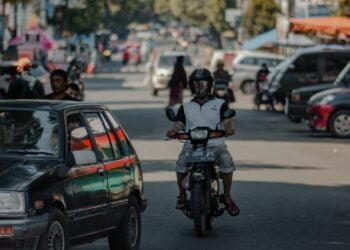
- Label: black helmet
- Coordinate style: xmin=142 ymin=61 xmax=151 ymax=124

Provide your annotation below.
xmin=189 ymin=68 xmax=213 ymax=95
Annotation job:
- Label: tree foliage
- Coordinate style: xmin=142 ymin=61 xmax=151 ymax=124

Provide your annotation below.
xmin=242 ymin=0 xmax=280 ymax=38
xmin=154 ymin=0 xmax=228 ymax=47
xmin=337 ymin=0 xmax=350 ymax=17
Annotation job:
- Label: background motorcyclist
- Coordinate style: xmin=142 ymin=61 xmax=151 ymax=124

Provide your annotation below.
xmin=7 ymin=58 xmax=45 ymax=99
xmin=212 ymin=60 xmax=235 ymax=103
xmin=254 ymin=63 xmax=270 ymax=110
xmin=166 ymin=68 xmax=239 ymax=216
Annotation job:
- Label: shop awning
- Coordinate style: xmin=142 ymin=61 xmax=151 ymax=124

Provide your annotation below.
xmin=289 ymin=17 xmax=350 ymax=36
xmin=241 ymin=29 xmax=277 ymax=50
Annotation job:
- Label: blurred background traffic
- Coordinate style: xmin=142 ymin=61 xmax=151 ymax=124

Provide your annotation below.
xmin=0 ymin=0 xmax=350 ymax=137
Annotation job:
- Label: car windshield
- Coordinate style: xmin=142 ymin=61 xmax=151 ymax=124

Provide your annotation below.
xmin=158 ymin=55 xmax=192 ymax=67
xmin=0 ymin=109 xmax=60 ymax=157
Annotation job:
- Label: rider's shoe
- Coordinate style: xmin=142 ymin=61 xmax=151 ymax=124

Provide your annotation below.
xmin=222 ymin=197 xmax=240 ymax=216
xmin=175 ymin=196 xmax=187 ymax=210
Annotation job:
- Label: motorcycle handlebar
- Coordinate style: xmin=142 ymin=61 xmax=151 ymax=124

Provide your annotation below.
xmin=168 ymin=130 xmax=226 ymax=140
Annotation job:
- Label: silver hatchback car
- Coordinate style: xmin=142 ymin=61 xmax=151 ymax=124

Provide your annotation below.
xmin=147 ymin=50 xmax=194 ymax=96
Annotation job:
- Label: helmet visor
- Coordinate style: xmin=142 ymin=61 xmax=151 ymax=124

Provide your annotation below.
xmin=193 ymin=80 xmax=209 ymax=97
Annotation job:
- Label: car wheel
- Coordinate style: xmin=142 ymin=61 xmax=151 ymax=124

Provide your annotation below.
xmin=240 ymin=80 xmax=254 ymax=94
xmin=329 ymin=110 xmax=350 ymax=138
xmin=108 ymin=196 xmax=141 ymax=250
xmin=38 ymin=208 xmax=68 ymax=250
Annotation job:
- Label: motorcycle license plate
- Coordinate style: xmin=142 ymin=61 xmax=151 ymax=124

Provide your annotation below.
xmin=186 ymin=150 xmax=215 ymax=163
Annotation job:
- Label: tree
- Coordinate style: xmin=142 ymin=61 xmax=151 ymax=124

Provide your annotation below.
xmin=154 ymin=0 xmax=228 ymax=48
xmin=337 ymin=0 xmax=350 ymax=17
xmin=243 ymin=0 xmax=280 ymax=38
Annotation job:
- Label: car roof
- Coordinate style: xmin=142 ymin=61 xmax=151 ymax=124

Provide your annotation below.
xmin=236 ymin=50 xmax=285 ymax=59
xmin=294 ymin=44 xmax=350 ymax=55
xmin=0 ymin=100 xmax=108 ymax=111
xmin=161 ymin=50 xmax=188 ymax=57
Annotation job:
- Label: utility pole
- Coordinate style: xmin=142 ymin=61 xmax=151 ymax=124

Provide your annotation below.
xmin=1 ymin=0 xmax=4 ymax=53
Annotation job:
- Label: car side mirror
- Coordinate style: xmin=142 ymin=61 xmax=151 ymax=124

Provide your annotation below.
xmin=165 ymin=107 xmax=177 ymax=122
xmin=68 ymin=150 xmax=97 ymax=167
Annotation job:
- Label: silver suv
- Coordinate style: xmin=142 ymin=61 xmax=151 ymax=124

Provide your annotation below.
xmin=232 ymin=50 xmax=284 ymax=94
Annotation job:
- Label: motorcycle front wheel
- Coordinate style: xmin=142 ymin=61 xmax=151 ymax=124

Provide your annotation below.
xmin=191 ymin=181 xmax=208 ymax=237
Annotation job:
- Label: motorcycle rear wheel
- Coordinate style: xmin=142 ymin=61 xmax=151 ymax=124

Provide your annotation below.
xmin=191 ymin=182 xmax=208 ymax=237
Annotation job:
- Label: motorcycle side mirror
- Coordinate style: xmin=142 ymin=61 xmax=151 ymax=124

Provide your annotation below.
xmin=165 ymin=107 xmax=177 ymax=122
xmin=223 ymin=109 xmax=236 ymax=119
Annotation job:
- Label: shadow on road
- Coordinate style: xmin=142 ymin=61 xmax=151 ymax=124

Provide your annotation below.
xmin=111 ymin=107 xmax=350 ymax=144
xmin=137 ymin=160 xmax=350 ymax=250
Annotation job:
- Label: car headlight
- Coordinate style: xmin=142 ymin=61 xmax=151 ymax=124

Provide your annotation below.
xmin=0 ymin=192 xmax=25 ymax=213
xmin=319 ymin=95 xmax=335 ymax=105
xmin=190 ymin=130 xmax=208 ymax=140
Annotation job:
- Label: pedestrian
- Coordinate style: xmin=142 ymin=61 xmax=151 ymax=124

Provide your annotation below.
xmin=45 ymin=69 xmax=79 ymax=100
xmin=7 ymin=58 xmax=45 ymax=99
xmin=167 ymin=56 xmax=187 ymax=107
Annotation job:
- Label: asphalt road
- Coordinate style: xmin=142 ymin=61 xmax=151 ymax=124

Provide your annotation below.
xmin=73 ymin=72 xmax=350 ymax=250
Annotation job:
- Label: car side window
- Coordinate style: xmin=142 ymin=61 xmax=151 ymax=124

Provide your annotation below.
xmin=240 ymin=57 xmax=255 ymax=65
xmin=85 ymin=112 xmax=114 ymax=160
xmin=67 ymin=113 xmax=92 ymax=152
xmin=105 ymin=111 xmax=134 ymax=156
xmin=322 ymin=54 xmax=350 ymax=83
xmin=293 ymin=55 xmax=318 ymax=73
xmin=100 ymin=113 xmax=122 ymax=159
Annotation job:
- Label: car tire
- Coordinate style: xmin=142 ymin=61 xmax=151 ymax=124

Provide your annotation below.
xmin=240 ymin=80 xmax=254 ymax=95
xmin=38 ymin=208 xmax=68 ymax=250
xmin=108 ymin=196 xmax=141 ymax=250
xmin=329 ymin=110 xmax=350 ymax=138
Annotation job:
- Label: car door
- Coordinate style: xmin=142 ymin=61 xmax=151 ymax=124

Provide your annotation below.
xmin=103 ymin=111 xmax=135 ymax=226
xmin=66 ymin=112 xmax=109 ymax=237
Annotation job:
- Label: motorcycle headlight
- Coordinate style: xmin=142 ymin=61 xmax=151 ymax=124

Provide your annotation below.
xmin=0 ymin=192 xmax=25 ymax=213
xmin=190 ymin=130 xmax=208 ymax=140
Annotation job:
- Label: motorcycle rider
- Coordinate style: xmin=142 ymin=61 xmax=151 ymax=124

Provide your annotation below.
xmin=166 ymin=68 xmax=240 ymax=216
xmin=254 ymin=63 xmax=270 ymax=110
xmin=213 ymin=60 xmax=235 ymax=103
xmin=7 ymin=58 xmax=45 ymax=99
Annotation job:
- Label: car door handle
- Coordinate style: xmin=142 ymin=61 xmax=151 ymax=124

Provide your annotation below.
xmin=97 ymin=167 xmax=104 ymax=176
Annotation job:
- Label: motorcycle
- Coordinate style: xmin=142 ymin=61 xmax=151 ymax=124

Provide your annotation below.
xmin=165 ymin=107 xmax=236 ymax=237
xmin=213 ymin=79 xmax=236 ymax=104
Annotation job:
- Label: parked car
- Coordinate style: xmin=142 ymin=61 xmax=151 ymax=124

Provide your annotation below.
xmin=268 ymin=45 xmax=350 ymax=105
xmin=306 ymin=88 xmax=350 ymax=137
xmin=147 ymin=50 xmax=194 ymax=96
xmin=286 ymin=61 xmax=350 ymax=123
xmin=232 ymin=50 xmax=284 ymax=94
xmin=0 ymin=100 xmax=147 ymax=249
